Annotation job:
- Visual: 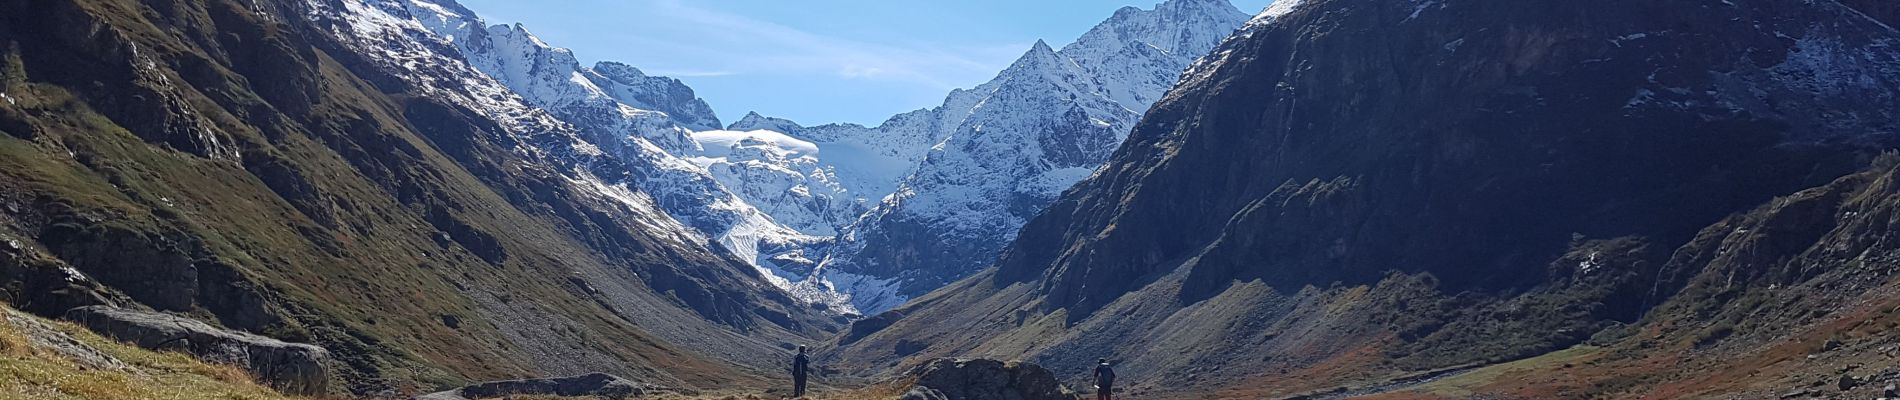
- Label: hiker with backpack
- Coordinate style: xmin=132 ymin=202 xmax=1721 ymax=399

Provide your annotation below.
xmin=791 ymin=345 xmax=811 ymax=398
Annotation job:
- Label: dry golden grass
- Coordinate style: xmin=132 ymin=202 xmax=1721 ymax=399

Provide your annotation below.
xmin=0 ymin=307 xmax=306 ymax=400
xmin=0 ymin=318 xmax=28 ymax=358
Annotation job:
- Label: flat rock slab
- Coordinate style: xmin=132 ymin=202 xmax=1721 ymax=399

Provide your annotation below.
xmin=3 ymin=308 xmax=130 ymax=372
xmin=63 ymin=305 xmax=331 ymax=396
xmin=415 ymin=372 xmax=690 ymax=400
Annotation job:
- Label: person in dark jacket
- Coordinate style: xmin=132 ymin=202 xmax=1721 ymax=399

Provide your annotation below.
xmin=792 ymin=345 xmax=810 ymax=398
xmin=1093 ymin=358 xmax=1116 ymax=400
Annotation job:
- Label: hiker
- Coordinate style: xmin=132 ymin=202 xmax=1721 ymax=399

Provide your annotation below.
xmin=792 ymin=345 xmax=811 ymax=398
xmin=1093 ymin=358 xmax=1116 ymax=400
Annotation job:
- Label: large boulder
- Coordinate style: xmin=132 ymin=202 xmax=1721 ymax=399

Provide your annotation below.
xmin=413 ymin=373 xmax=688 ymax=400
xmin=902 ymin=359 xmax=1079 ymax=400
xmin=62 ymin=306 xmax=330 ymax=396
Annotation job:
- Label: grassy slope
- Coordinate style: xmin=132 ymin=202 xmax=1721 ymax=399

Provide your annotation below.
xmin=0 ymin=305 xmax=302 ymax=400
xmin=1350 ymin=160 xmax=1900 ymax=399
xmin=0 ymin=0 xmax=823 ymax=395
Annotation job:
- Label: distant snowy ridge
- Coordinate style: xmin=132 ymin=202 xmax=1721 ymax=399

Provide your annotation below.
xmin=320 ymin=0 xmax=1252 ymax=316
xmin=734 ymin=0 xmax=1253 ymax=314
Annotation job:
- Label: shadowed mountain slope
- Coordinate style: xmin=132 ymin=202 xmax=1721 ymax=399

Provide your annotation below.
xmin=830 ymin=0 xmax=1900 ymax=397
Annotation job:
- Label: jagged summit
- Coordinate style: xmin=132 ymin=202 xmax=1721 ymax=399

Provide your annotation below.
xmin=1030 ymin=38 xmax=1054 ymax=52
xmin=727 ymin=111 xmax=807 ymax=134
xmin=1009 ymin=39 xmax=1066 ymax=69
xmin=1106 ymin=0 xmax=1252 ymax=54
xmin=587 ymin=61 xmax=724 ymax=132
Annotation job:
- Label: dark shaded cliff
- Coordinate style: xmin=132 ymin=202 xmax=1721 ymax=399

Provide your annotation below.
xmin=832 ymin=0 xmax=1900 ymax=397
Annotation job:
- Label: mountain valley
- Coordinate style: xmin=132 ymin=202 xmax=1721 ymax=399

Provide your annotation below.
xmin=5 ymin=0 xmax=1900 ymax=399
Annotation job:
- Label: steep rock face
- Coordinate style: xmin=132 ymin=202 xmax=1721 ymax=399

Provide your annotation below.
xmin=784 ymin=0 xmax=1251 ymax=314
xmin=1013 ymin=0 xmax=1900 ymax=317
xmin=833 ymin=0 xmax=1900 ymax=396
xmin=0 ymin=0 xmax=829 ymax=395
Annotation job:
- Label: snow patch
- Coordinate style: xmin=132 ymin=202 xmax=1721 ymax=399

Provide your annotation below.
xmin=1610 ymin=32 xmax=1651 ymax=47
xmin=692 ymin=130 xmax=820 ymax=159
xmin=1406 ymin=0 xmax=1443 ymax=23
xmin=1443 ymin=38 xmax=1466 ymax=52
xmin=1248 ymin=0 xmax=1308 ymax=28
xmin=1578 ymin=251 xmax=1603 ymax=275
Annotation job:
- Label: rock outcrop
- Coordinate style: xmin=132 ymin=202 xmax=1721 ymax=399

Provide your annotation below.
xmin=414 ymin=373 xmax=689 ymax=400
xmin=63 ymin=306 xmax=331 ymax=396
xmin=4 ymin=307 xmax=131 ymax=372
xmin=900 ymin=359 xmax=1078 ymax=400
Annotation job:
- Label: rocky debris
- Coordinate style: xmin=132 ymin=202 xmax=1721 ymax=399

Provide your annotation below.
xmin=413 ymin=373 xmax=689 ymax=400
xmin=62 ymin=306 xmax=331 ymax=396
xmin=901 ymin=358 xmax=1079 ymax=400
xmin=1781 ymin=388 xmax=1818 ymax=399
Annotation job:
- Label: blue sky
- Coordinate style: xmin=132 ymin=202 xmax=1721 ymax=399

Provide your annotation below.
xmin=455 ymin=0 xmax=1273 ymax=126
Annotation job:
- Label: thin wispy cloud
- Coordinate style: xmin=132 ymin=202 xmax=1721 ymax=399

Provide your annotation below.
xmin=644 ymin=69 xmax=738 ymax=78
xmin=642 ymin=0 xmax=1022 ymax=90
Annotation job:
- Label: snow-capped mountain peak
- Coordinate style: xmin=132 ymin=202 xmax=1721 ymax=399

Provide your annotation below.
xmin=588 ymin=61 xmax=724 ymax=132
xmin=805 ymin=0 xmax=1252 ymax=314
xmin=1062 ymin=0 xmax=1251 ymax=112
